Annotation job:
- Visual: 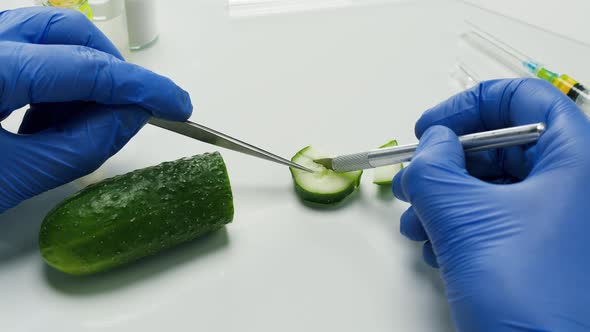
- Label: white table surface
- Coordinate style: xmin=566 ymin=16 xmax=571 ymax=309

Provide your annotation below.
xmin=1 ymin=1 xmax=589 ymax=331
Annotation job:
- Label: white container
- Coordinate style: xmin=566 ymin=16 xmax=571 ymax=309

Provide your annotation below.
xmin=89 ymin=0 xmax=129 ymax=55
xmin=124 ymin=0 xmax=159 ymax=50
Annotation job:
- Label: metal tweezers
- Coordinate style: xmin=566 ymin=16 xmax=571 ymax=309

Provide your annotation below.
xmin=148 ymin=118 xmax=314 ymax=172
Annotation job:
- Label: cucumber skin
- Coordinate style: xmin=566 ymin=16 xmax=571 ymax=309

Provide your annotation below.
xmin=379 ymin=140 xmax=398 ymax=149
xmin=39 ymin=152 xmax=234 ymax=276
xmin=291 ymin=178 xmax=358 ymax=205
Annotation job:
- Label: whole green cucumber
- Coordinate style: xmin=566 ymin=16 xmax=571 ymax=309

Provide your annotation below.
xmin=39 ymin=152 xmax=234 ymax=276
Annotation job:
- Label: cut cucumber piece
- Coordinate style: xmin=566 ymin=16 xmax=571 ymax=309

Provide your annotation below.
xmin=39 ymin=152 xmax=234 ymax=276
xmin=290 ymin=146 xmax=362 ymax=204
xmin=373 ymin=140 xmax=403 ymax=186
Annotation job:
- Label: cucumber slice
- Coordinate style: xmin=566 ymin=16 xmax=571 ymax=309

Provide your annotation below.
xmin=373 ymin=140 xmax=403 ymax=186
xmin=290 ymin=146 xmax=362 ymax=204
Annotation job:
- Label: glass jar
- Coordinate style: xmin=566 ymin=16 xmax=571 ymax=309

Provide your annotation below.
xmin=124 ymin=0 xmax=159 ymax=51
xmin=41 ymin=0 xmax=93 ymax=19
xmin=89 ymin=0 xmax=129 ymax=55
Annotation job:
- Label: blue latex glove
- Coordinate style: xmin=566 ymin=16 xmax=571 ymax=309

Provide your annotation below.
xmin=0 ymin=7 xmax=192 ymax=212
xmin=393 ymin=78 xmax=590 ymax=331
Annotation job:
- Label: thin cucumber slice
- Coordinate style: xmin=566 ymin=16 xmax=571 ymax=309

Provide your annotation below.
xmin=373 ymin=140 xmax=403 ymax=186
xmin=290 ymin=146 xmax=362 ymax=204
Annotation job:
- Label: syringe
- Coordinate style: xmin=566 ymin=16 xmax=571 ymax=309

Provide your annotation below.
xmin=463 ymin=22 xmax=590 ymax=115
